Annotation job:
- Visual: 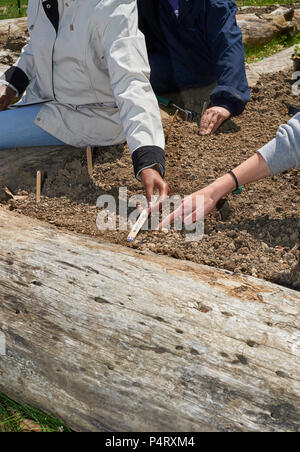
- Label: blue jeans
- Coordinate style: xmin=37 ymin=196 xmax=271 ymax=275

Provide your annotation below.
xmin=0 ymin=104 xmax=65 ymax=149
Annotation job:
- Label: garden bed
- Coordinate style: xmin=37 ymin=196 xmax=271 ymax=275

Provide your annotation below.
xmin=2 ymin=70 xmax=300 ymax=291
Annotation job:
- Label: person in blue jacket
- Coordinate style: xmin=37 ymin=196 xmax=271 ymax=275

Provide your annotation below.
xmin=137 ymin=0 xmax=250 ymax=135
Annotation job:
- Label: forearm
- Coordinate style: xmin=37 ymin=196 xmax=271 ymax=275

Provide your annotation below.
xmin=209 ymin=113 xmax=300 ymax=201
xmin=209 ymin=153 xmax=271 ymax=202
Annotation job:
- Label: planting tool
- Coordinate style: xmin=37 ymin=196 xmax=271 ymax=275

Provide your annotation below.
xmin=156 ymin=95 xmax=199 ymax=123
xmin=165 ymin=109 xmax=180 ymax=144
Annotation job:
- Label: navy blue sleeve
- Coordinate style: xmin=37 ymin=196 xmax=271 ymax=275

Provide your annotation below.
xmin=206 ymin=0 xmax=250 ymax=116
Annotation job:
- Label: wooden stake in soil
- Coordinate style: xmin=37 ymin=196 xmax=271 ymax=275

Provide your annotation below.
xmin=36 ymin=170 xmax=41 ymax=203
xmin=166 ymin=109 xmax=179 ymax=144
xmin=86 ymin=146 xmax=93 ymax=178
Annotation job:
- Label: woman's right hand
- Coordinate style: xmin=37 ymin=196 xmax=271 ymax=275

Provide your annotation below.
xmin=159 ymin=186 xmax=219 ymax=229
xmin=0 ymin=84 xmax=15 ymax=111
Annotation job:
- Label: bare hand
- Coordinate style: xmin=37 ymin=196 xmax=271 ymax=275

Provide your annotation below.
xmin=0 ymin=84 xmax=15 ymax=111
xmin=199 ymin=106 xmax=231 ymax=135
xmin=159 ymin=186 xmax=218 ymax=229
xmin=140 ymin=165 xmax=169 ymax=208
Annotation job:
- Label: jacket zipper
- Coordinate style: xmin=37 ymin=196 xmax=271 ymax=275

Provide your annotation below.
xmin=51 ymin=39 xmax=57 ymax=101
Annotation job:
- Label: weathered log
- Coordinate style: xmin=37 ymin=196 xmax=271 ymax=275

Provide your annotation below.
xmin=0 ymin=208 xmax=299 ymax=432
xmin=0 ymin=145 xmax=84 ymax=192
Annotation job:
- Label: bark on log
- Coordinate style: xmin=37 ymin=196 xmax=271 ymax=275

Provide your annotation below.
xmin=0 ymin=208 xmax=299 ymax=432
xmin=0 ymin=145 xmax=84 ymax=193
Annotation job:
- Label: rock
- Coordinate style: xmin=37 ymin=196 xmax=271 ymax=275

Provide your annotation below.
xmin=268 ymin=7 xmax=294 ymax=22
xmin=116 ymin=160 xmax=126 ymax=168
xmin=294 ymin=10 xmax=300 ymax=29
xmin=0 ymin=49 xmax=14 ymax=65
xmin=237 ymin=7 xmax=298 ymax=47
xmin=246 ymin=45 xmax=296 ymax=88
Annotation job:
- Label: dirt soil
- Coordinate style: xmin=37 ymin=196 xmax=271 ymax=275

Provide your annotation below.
xmin=2 ymin=70 xmax=300 ymax=291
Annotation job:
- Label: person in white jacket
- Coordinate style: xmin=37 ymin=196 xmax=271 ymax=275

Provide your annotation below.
xmin=0 ymin=0 xmax=168 ymax=204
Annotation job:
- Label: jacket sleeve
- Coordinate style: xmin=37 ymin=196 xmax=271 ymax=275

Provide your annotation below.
xmin=206 ymin=0 xmax=250 ymax=116
xmin=137 ymin=0 xmax=147 ymax=36
xmin=257 ymin=113 xmax=300 ymax=175
xmin=98 ymin=0 xmax=165 ymax=180
xmin=0 ymin=40 xmax=36 ymax=97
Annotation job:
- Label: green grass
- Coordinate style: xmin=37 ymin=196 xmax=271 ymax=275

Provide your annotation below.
xmin=0 ymin=1 xmax=27 ymax=20
xmin=0 ymin=392 xmax=71 ymax=432
xmin=244 ymin=32 xmax=300 ymax=63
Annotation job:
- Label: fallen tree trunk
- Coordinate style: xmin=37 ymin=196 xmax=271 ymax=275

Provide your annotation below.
xmin=0 ymin=145 xmax=84 ymax=193
xmin=0 ymin=209 xmax=299 ymax=432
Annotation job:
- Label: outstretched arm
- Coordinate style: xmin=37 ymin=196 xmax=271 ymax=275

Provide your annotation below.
xmin=159 ymin=153 xmax=270 ymax=228
xmin=160 ymin=113 xmax=300 ymax=228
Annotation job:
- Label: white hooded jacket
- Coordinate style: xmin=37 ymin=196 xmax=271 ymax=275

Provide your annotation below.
xmin=1 ymin=0 xmax=165 ymax=178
